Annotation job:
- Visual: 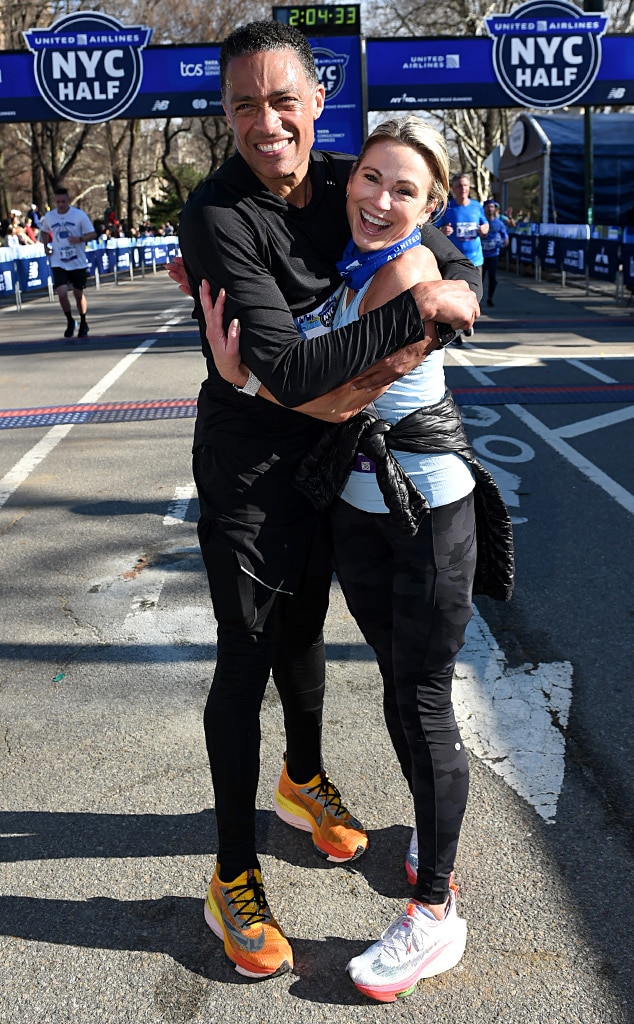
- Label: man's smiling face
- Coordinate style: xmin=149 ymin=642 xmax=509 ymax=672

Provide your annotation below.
xmin=222 ymin=48 xmax=325 ymax=198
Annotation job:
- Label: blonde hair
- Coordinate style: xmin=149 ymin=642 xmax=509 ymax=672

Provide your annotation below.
xmin=355 ymin=115 xmax=450 ymax=219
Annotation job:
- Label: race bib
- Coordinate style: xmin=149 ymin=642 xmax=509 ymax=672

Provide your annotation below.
xmin=455 ymin=221 xmax=478 ymax=241
xmin=294 ymin=285 xmax=344 ymax=340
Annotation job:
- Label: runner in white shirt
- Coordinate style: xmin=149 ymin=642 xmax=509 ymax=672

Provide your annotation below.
xmin=40 ymin=186 xmax=96 ymax=341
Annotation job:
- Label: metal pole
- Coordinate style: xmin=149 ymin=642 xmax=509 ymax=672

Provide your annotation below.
xmin=583 ymin=105 xmax=593 ymax=227
xmin=583 ymin=0 xmax=604 ymax=228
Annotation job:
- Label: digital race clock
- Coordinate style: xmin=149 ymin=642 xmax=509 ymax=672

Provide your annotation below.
xmin=272 ymin=5 xmax=361 ymax=35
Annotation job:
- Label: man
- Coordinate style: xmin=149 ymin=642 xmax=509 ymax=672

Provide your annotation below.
xmin=39 ymin=187 xmax=96 ymax=340
xmin=481 ymin=199 xmax=509 ymax=307
xmin=177 ymin=20 xmax=480 ymax=981
xmin=436 ymin=174 xmax=487 ymax=341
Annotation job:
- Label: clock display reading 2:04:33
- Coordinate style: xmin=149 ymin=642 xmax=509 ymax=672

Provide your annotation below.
xmin=272 ymin=5 xmax=361 ymax=35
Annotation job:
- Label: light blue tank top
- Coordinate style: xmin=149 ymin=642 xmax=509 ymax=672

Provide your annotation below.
xmin=334 ymin=281 xmax=474 ymax=512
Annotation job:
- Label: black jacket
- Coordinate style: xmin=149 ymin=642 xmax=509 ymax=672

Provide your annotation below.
xmin=294 ymin=390 xmax=515 ymax=602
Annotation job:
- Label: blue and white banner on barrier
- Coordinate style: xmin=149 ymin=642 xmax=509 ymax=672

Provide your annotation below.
xmin=15 ymin=254 xmax=52 ymax=292
xmin=587 ymin=238 xmax=620 ymax=282
xmin=0 ymin=263 xmax=16 ymax=295
xmin=87 ymin=247 xmax=115 ymax=276
xmin=509 ymin=233 xmax=537 ymax=264
xmin=560 ymin=241 xmax=587 ymax=274
xmin=623 ymin=245 xmax=634 ymax=289
xmin=538 ymin=235 xmax=563 ymax=270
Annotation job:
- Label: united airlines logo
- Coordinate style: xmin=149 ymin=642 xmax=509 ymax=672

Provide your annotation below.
xmin=23 ymin=11 xmax=152 ymax=124
xmin=312 ymin=48 xmax=349 ymax=102
xmin=485 ymin=0 xmax=608 ymax=109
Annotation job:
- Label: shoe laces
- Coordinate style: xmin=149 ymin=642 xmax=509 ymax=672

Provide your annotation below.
xmin=379 ymin=903 xmax=435 ymax=961
xmin=306 ymin=771 xmax=348 ymax=818
xmin=225 ymin=872 xmax=270 ymax=928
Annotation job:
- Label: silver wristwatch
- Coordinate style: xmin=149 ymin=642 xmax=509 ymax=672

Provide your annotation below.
xmin=233 ymin=371 xmax=261 ymax=397
xmin=434 ymin=322 xmax=461 ymax=348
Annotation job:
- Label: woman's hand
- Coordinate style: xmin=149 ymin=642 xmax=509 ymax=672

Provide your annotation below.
xmin=199 ymin=281 xmax=248 ymax=388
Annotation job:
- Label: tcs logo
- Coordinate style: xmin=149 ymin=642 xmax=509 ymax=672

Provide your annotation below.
xmin=180 ymin=62 xmax=203 ymax=77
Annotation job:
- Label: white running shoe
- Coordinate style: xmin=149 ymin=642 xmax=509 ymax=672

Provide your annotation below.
xmin=405 ymin=827 xmax=418 ymax=885
xmin=346 ymin=890 xmax=467 ymax=1003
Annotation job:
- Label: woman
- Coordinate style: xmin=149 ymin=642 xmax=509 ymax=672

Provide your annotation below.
xmin=200 ymin=115 xmax=510 ymax=1002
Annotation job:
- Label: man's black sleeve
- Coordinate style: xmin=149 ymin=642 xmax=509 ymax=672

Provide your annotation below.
xmin=180 ymin=203 xmax=475 ymax=407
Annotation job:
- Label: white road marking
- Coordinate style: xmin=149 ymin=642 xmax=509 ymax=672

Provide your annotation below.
xmin=451 ymin=347 xmax=632 ymax=819
xmin=554 ymin=406 xmax=634 ymax=438
xmin=507 ymin=403 xmax=634 ymax=515
xmin=455 ymin=606 xmax=573 ymax=823
xmin=163 ymin=483 xmax=196 ymax=525
xmin=566 ymin=358 xmax=616 ymax=383
xmin=0 ymin=337 xmax=157 ymax=511
xmin=455 ymin=352 xmax=634 ymax=517
xmin=0 ymin=309 xmax=186 ymax=513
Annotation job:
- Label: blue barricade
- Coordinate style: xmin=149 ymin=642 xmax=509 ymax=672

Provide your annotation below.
xmin=0 ymin=261 xmax=16 ymax=295
xmin=538 ymin=235 xmax=563 ymax=271
xmin=560 ymin=240 xmax=587 ymax=274
xmin=15 ymin=254 xmax=52 ymax=293
xmin=87 ymin=246 xmax=115 ymax=276
xmin=587 ymin=238 xmax=620 ymax=283
xmin=623 ymin=244 xmax=634 ymax=289
xmin=510 ymin=234 xmax=537 ymax=265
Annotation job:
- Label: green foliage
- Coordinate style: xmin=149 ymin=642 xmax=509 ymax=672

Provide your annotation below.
xmin=149 ymin=164 xmax=203 ymax=226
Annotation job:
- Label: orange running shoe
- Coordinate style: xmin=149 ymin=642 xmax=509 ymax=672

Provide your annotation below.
xmin=204 ymin=867 xmax=293 ymax=978
xmin=273 ymin=758 xmax=368 ymax=863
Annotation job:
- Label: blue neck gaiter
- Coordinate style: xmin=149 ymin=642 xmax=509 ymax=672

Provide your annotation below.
xmin=335 ymin=227 xmax=422 ymax=293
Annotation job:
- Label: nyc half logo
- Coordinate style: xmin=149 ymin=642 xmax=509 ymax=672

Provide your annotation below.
xmin=485 ymin=0 xmax=609 ymax=109
xmin=312 ymin=47 xmax=349 ymax=102
xmin=23 ymin=11 xmax=152 ymax=123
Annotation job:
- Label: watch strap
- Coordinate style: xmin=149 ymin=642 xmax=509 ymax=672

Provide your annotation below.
xmin=234 ymin=371 xmax=261 ymax=397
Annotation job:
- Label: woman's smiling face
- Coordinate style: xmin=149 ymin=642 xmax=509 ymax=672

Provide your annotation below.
xmin=346 ymin=139 xmax=436 ymax=254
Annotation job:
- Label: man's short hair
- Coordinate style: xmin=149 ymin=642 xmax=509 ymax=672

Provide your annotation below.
xmin=54 ymin=186 xmax=70 ymax=197
xmin=451 ymin=172 xmax=470 ymax=186
xmin=220 ymin=20 xmax=318 ymax=95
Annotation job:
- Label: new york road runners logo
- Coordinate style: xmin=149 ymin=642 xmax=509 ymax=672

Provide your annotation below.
xmin=312 ymin=47 xmax=350 ymax=102
xmin=23 ymin=11 xmax=152 ymax=124
xmin=485 ymin=0 xmax=609 ymax=109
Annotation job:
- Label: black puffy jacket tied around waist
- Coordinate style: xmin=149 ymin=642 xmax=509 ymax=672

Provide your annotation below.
xmin=294 ymin=389 xmax=515 ymax=602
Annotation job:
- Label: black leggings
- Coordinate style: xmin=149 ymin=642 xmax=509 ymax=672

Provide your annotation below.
xmin=482 ymin=254 xmax=499 ymax=301
xmin=330 ymin=492 xmax=476 ymax=905
xmin=195 ymin=483 xmax=331 ymax=880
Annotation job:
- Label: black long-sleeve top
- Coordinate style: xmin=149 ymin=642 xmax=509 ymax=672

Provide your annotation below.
xmin=178 ymin=148 xmax=481 ymax=590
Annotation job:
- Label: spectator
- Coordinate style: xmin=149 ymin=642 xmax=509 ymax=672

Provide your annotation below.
xmin=481 ymin=200 xmax=509 ymax=307
xmin=24 ymin=217 xmax=38 ymax=243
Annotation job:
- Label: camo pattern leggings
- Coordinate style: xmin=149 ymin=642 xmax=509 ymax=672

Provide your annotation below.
xmin=330 ymin=490 xmax=476 ymax=905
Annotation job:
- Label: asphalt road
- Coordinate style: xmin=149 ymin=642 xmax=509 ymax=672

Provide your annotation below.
xmin=1 ymin=268 xmax=633 ymax=1024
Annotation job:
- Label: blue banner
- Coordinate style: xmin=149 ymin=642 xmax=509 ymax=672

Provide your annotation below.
xmin=587 ymin=238 xmax=619 ymax=282
xmin=510 ymin=234 xmax=537 ymax=264
xmin=538 ymin=235 xmax=563 ymax=269
xmin=14 ymin=255 xmax=51 ymax=292
xmin=0 ymin=262 xmax=16 ymax=295
xmin=622 ymin=245 xmax=634 ymax=290
xmin=366 ymin=34 xmax=634 ymax=110
xmin=0 ymin=27 xmax=363 ymax=154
